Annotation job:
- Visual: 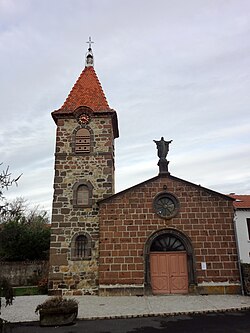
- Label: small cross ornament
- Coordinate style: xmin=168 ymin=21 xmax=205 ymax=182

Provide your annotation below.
xmin=86 ymin=36 xmax=94 ymax=49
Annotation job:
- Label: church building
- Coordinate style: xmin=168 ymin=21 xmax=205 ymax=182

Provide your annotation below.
xmin=49 ymin=44 xmax=241 ymax=296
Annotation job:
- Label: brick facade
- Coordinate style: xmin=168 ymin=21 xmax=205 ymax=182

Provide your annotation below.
xmin=98 ymin=175 xmax=240 ymax=295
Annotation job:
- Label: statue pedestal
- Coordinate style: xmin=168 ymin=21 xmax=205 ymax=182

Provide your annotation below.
xmin=158 ymin=159 xmax=170 ymax=175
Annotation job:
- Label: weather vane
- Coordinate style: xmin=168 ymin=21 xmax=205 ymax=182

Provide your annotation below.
xmin=86 ymin=36 xmax=94 ymax=50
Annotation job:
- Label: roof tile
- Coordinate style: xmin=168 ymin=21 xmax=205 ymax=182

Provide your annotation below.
xmin=229 ymin=194 xmax=250 ymax=208
xmin=54 ymin=66 xmax=110 ymax=114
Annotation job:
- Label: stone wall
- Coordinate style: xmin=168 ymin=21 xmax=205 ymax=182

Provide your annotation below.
xmin=0 ymin=261 xmax=49 ymax=286
xmin=49 ymin=113 xmax=115 ymax=295
xmin=99 ymin=175 xmax=240 ymax=295
xmin=241 ymin=263 xmax=250 ymax=295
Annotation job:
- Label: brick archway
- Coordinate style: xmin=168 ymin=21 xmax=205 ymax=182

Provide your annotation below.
xmin=144 ymin=228 xmax=196 ymax=294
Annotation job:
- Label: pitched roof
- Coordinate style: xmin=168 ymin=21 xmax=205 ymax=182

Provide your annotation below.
xmin=53 ymin=66 xmax=110 ymax=115
xmin=228 ymin=194 xmax=250 ymax=209
xmin=99 ymin=174 xmax=234 ymax=205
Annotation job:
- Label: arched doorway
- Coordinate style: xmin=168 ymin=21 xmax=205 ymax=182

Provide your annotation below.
xmin=144 ymin=229 xmax=196 ymax=295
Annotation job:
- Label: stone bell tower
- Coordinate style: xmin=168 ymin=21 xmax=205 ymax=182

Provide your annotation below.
xmin=49 ymin=40 xmax=119 ymax=295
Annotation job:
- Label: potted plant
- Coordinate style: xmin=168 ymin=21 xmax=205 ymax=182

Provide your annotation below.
xmin=35 ymin=296 xmax=78 ymax=326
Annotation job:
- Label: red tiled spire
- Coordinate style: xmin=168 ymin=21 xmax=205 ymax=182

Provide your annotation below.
xmin=54 ymin=66 xmax=110 ymax=114
xmin=52 ymin=42 xmax=119 ymax=138
xmin=53 ymin=40 xmax=111 ymax=116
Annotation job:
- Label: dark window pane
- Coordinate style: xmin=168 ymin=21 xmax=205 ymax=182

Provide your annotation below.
xmin=151 ymin=234 xmax=185 ymax=252
xmin=75 ymin=235 xmax=88 ymax=257
xmin=247 ymin=218 xmax=250 ymax=240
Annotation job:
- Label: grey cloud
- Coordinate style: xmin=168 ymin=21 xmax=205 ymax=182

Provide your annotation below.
xmin=1 ymin=0 xmax=250 ymax=211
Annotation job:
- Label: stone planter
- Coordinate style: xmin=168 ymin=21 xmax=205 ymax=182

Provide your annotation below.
xmin=39 ymin=307 xmax=78 ymax=326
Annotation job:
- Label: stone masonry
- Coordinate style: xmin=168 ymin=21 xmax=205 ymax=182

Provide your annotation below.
xmin=49 ymin=113 xmax=116 ymax=295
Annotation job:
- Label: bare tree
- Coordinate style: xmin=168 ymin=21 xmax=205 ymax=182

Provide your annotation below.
xmin=0 ymin=163 xmax=21 ymax=218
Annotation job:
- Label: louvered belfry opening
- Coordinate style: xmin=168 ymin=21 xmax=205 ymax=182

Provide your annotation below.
xmin=75 ymin=128 xmax=90 ymax=153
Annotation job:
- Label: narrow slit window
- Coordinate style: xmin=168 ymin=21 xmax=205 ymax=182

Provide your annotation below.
xmin=75 ymin=128 xmax=90 ymax=153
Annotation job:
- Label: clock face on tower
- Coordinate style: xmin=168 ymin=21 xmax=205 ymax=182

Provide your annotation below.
xmin=153 ymin=192 xmax=179 ymax=219
xmin=78 ymin=113 xmax=90 ymax=125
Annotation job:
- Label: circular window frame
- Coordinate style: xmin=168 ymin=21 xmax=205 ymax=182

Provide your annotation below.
xmin=153 ymin=192 xmax=180 ymax=219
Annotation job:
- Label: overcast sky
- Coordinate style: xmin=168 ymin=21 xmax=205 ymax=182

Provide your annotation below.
xmin=1 ymin=0 xmax=250 ymax=213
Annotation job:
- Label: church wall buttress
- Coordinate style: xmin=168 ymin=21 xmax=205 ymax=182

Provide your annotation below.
xmin=49 ymin=115 xmax=115 ymax=296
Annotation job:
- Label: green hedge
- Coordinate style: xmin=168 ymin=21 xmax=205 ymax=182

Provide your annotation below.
xmin=1 ymin=286 xmax=47 ymax=297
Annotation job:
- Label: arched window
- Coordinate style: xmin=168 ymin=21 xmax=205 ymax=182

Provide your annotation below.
xmin=150 ymin=234 xmax=185 ymax=252
xmin=71 ymin=233 xmax=92 ymax=260
xmin=73 ymin=181 xmax=93 ymax=208
xmin=75 ymin=128 xmax=90 ymax=153
xmin=77 ymin=185 xmax=89 ymax=206
xmin=75 ymin=235 xmax=89 ymax=257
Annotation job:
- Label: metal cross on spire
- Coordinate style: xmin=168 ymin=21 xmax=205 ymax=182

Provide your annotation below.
xmin=85 ymin=37 xmax=94 ymax=67
xmin=86 ymin=36 xmax=94 ymax=50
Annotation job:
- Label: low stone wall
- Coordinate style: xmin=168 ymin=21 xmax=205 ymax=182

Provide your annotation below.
xmin=241 ymin=263 xmax=250 ymax=295
xmin=0 ymin=261 xmax=49 ymax=286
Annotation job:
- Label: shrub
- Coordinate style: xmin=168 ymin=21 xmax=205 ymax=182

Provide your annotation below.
xmin=0 ymin=279 xmax=14 ymax=307
xmin=35 ymin=296 xmax=78 ymax=314
xmin=37 ymin=278 xmax=48 ymax=294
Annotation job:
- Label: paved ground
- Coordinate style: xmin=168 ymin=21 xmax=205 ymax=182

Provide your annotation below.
xmin=1 ymin=294 xmax=250 ymax=323
xmin=7 ymin=310 xmax=250 ymax=333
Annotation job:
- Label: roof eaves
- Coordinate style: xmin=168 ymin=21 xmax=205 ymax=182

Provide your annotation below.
xmin=98 ymin=173 xmax=234 ymax=205
xmin=98 ymin=175 xmax=160 ymax=205
xmin=168 ymin=175 xmax=235 ymax=201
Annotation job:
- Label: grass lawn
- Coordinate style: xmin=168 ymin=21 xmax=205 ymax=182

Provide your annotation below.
xmin=13 ymin=286 xmax=41 ymax=296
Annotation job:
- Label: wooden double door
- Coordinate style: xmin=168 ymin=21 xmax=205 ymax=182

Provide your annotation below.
xmin=150 ymin=251 xmax=188 ymax=294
